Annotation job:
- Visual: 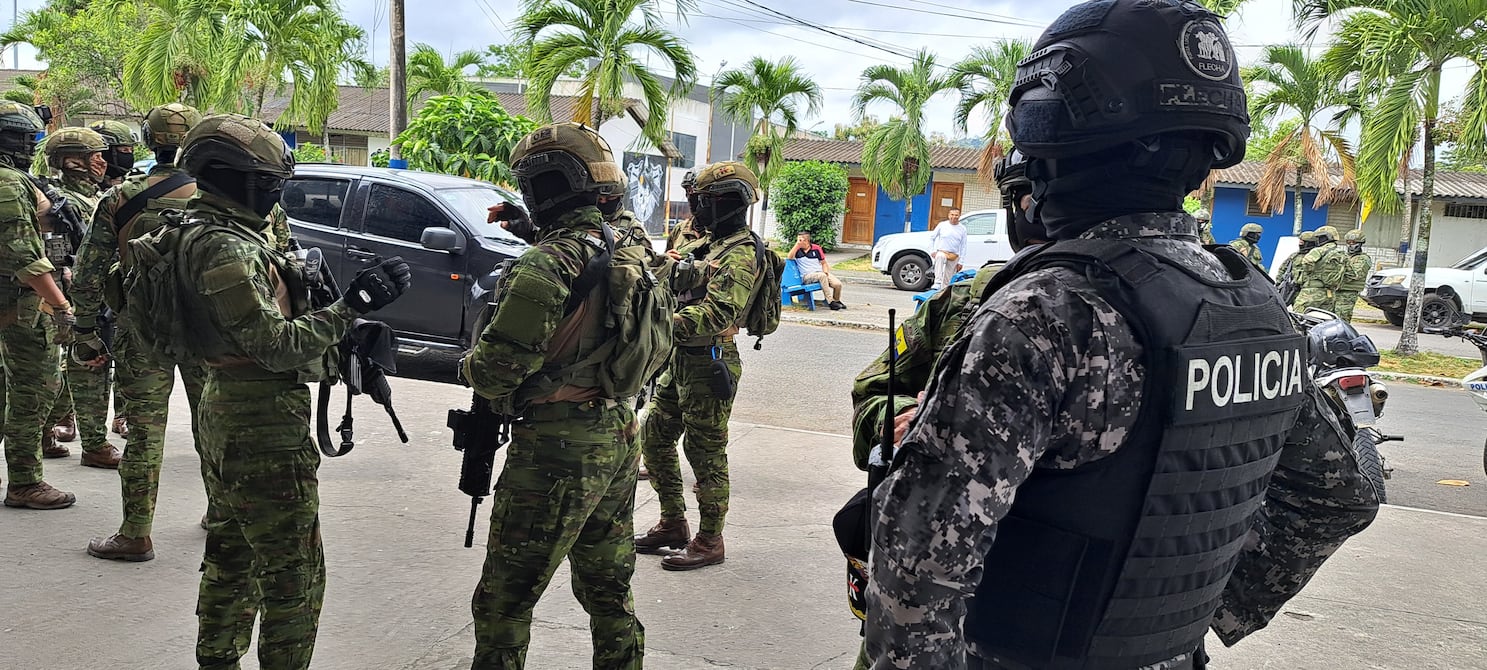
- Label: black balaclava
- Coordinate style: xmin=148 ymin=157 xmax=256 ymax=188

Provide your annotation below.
xmin=0 ymin=132 xmax=36 ymax=171
xmin=597 ymin=196 xmax=624 ymax=220
xmin=527 ymin=171 xmax=598 ymax=231
xmin=1029 ymin=132 xmax=1215 ymax=241
xmin=1011 ymin=207 xmax=1048 ymax=251
xmin=103 ymin=146 xmax=134 ymax=180
xmin=1244 ymin=232 xmax=1262 ymax=243
xmin=197 ymin=166 xmax=283 ymax=219
xmin=694 ymin=192 xmax=748 ymax=236
xmin=154 ymin=146 xmax=178 ymax=166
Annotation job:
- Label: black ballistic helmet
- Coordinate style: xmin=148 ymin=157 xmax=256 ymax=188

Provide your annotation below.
xmin=1007 ymin=0 xmax=1250 ymax=168
xmin=1308 ymin=318 xmax=1380 ymax=369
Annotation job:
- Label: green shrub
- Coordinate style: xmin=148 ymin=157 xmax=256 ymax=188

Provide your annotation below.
xmin=771 ymin=160 xmax=849 ymax=250
xmin=393 ymin=93 xmax=539 ymax=185
xmin=293 ymin=142 xmax=331 ymax=163
xmin=370 ymin=148 xmax=390 ymax=168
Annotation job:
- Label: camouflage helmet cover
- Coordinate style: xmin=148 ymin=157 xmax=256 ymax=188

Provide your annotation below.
xmin=143 ymin=103 xmax=203 ymax=148
xmin=179 ymin=113 xmax=294 ymax=178
xmin=1193 ymin=208 xmax=1212 ymax=222
xmin=1299 ymin=230 xmax=1317 ymax=242
xmin=0 ymin=101 xmax=44 ymax=135
xmin=1344 ymin=229 xmax=1366 ymax=244
xmin=693 ymin=161 xmax=760 ymax=204
xmin=1240 ymin=222 xmax=1263 ymax=235
xmin=44 ymin=127 xmax=107 ymax=166
xmin=1315 ymin=225 xmax=1340 ymax=242
xmin=509 ymin=122 xmax=624 ymax=213
xmin=88 ymin=119 xmax=136 ymax=147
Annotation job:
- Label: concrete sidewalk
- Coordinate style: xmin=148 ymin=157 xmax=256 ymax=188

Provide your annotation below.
xmin=2 ymin=371 xmax=1484 ymax=669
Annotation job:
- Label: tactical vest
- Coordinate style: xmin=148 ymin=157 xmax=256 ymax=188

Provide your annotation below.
xmin=964 ymin=239 xmax=1306 ymax=670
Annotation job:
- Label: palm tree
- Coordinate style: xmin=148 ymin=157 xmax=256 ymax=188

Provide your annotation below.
xmin=950 ymin=40 xmax=1031 ymax=179
xmin=1298 ymin=0 xmax=1487 ymax=353
xmin=230 ymin=1 xmax=372 ymax=133
xmin=853 ymin=49 xmax=958 ymax=225
xmin=714 ymin=56 xmax=823 ymax=209
xmin=406 ymin=43 xmax=486 ymax=102
xmin=114 ymin=0 xmax=236 ymax=111
xmin=1243 ymin=44 xmax=1358 ymax=236
xmin=516 ymin=0 xmax=698 ymax=149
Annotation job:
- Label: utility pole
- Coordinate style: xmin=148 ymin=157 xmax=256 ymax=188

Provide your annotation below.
xmin=705 ymin=60 xmax=726 ymax=163
xmin=13 ymin=0 xmax=19 ymax=70
xmin=388 ymin=0 xmax=408 ymax=168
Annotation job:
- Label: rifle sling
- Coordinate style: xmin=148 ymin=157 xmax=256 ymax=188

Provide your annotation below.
xmin=316 ymin=379 xmax=355 ymax=458
xmin=115 ymin=173 xmax=196 ymax=235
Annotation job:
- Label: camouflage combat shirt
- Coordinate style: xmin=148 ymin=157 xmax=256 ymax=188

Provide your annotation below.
xmin=864 ymin=212 xmax=1380 ymax=669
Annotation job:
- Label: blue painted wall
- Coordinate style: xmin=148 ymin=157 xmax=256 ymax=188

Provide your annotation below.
xmin=871 ymin=180 xmax=934 ymax=241
xmin=279 ymin=131 xmax=298 ymax=149
xmin=1212 ymin=186 xmax=1335 ymax=266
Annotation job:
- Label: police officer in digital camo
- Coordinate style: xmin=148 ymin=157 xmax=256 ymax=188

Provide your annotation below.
xmin=464 ymin=122 xmax=649 ymax=669
xmin=1230 ymin=221 xmax=1265 ymax=267
xmin=157 ymin=114 xmax=409 ymax=669
xmin=73 ymin=102 xmax=204 ymax=562
xmin=40 ymin=125 xmax=121 ymax=467
xmin=1294 ymin=225 xmax=1348 ymax=312
xmin=0 ymin=101 xmax=77 ymax=509
xmin=862 ymin=3 xmax=1380 ymax=669
xmin=1335 ymin=229 xmax=1373 ymax=322
xmin=1194 ymin=207 xmax=1216 ymax=245
xmin=634 ymin=161 xmax=761 ymax=571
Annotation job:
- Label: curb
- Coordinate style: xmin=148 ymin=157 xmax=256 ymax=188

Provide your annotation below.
xmin=1372 ymin=371 xmax=1462 ymax=385
xmin=781 ymin=314 xmax=889 ymax=331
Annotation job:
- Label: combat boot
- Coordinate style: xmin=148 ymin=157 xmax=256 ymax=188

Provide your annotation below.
xmin=81 ymin=444 xmax=123 ymax=469
xmin=635 ymin=518 xmax=690 ymax=555
xmin=660 ymin=532 xmax=724 ymax=571
xmin=41 ymin=430 xmax=69 ymax=459
xmin=4 ymin=481 xmax=76 ymax=510
xmin=87 ymin=534 xmax=155 ymax=562
xmin=53 ymin=413 xmax=77 ymax=442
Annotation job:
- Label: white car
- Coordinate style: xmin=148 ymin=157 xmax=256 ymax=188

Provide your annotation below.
xmin=1365 ymin=245 xmax=1487 ymax=328
xmin=870 ymin=209 xmax=1014 ymax=291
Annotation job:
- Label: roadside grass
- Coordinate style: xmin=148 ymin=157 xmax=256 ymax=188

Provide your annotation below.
xmin=833 ymin=254 xmax=873 ymax=272
xmin=1377 ymin=349 xmax=1481 ymax=379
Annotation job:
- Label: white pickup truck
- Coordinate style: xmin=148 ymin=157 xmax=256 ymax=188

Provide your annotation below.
xmin=870 ymin=209 xmax=1015 ymax=290
xmin=1364 ymin=245 xmax=1487 ymax=328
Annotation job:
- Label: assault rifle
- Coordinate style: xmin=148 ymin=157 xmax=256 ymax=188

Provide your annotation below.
xmin=294 ymin=244 xmax=409 ymax=457
xmin=447 ymin=391 xmax=512 ymax=548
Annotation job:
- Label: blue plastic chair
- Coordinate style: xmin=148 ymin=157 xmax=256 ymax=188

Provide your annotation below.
xmin=911 ymin=268 xmax=980 ymax=307
xmin=781 ymin=259 xmax=824 ymax=310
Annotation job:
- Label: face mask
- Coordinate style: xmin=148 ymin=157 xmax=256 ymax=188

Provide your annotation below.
xmin=103 ymin=147 xmax=134 ymax=179
xmin=597 ymin=197 xmax=623 ymax=220
xmin=1246 ymin=233 xmax=1261 ymax=243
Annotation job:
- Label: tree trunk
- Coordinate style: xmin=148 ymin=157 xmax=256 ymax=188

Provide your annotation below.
xmin=1397 ymin=69 xmax=1442 ymax=356
xmin=1292 ymin=163 xmax=1304 ymax=236
xmin=1400 ymin=138 xmax=1417 ymax=266
xmin=388 ymin=0 xmax=407 ymax=162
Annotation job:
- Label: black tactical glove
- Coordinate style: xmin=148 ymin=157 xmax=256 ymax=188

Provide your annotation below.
xmin=345 ymin=256 xmax=412 ymax=314
xmin=71 ymin=327 xmax=108 ymax=365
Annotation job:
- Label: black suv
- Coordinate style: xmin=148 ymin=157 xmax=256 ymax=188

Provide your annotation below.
xmin=282 ymin=164 xmax=529 ymax=353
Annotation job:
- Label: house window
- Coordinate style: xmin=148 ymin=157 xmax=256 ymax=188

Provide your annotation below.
xmin=1445 ymin=203 xmax=1487 ymax=219
xmin=1245 ymin=191 xmax=1276 ymax=217
xmin=670 ymin=132 xmax=697 ymax=169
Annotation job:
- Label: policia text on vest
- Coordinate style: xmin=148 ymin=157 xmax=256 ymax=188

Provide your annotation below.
xmin=1181 ymin=338 xmax=1307 ymax=416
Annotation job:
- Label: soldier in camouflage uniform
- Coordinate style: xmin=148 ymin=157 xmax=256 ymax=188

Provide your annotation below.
xmin=465 ymin=122 xmax=644 ymax=669
xmin=1294 ymin=225 xmax=1348 ymax=313
xmin=1229 ymin=222 xmax=1264 ymax=267
xmin=863 ymin=4 xmax=1380 ymax=668
xmin=1193 ymin=207 xmax=1216 ymax=245
xmin=1335 ymin=229 xmax=1373 ymax=322
xmin=164 ymin=115 xmax=410 ymax=669
xmin=73 ymin=103 xmax=204 ymax=561
xmin=0 ymin=101 xmax=77 ymax=509
xmin=634 ymin=161 xmax=762 ymax=571
xmin=40 ymin=126 xmax=121 ymax=467
xmin=88 ymin=119 xmax=139 ymax=188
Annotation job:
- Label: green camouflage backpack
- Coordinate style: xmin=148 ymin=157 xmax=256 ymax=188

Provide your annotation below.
xmin=120 ymin=212 xmax=244 ymax=366
xmin=717 ymin=231 xmax=783 ymax=350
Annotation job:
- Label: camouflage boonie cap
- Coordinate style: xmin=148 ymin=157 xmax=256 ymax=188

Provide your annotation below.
xmin=693 ymin=161 xmax=760 ymax=204
xmin=1299 ymin=231 xmax=1317 ymax=242
xmin=144 ymin=103 xmax=203 ymax=148
xmin=1344 ymin=229 xmax=1366 ymax=244
xmin=510 ymin=122 xmax=624 ymax=195
xmin=44 ymin=127 xmax=107 ymax=164
xmin=1315 ymin=225 xmax=1340 ymax=241
xmin=88 ymin=119 xmax=136 ymax=147
xmin=1240 ymin=222 xmax=1263 ymax=235
xmin=180 ymin=114 xmax=294 ymax=178
xmin=0 ymin=101 xmax=44 ymax=135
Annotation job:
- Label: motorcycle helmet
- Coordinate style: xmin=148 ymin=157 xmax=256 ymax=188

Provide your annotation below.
xmin=1308 ymin=317 xmax=1380 ymax=369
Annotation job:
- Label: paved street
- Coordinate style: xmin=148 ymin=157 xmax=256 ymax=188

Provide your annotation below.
xmin=2 ymin=323 xmax=1485 ymax=669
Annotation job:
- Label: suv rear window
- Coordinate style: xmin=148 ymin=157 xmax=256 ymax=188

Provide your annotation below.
xmin=364 ymin=184 xmax=449 ymax=243
xmin=282 ymin=177 xmax=351 ymax=227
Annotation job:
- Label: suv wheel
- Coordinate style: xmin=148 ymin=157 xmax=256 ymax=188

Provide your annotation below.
xmin=891 ymin=254 xmax=933 ymax=291
xmin=1419 ymin=294 xmax=1459 ymax=330
xmin=1383 ymin=310 xmax=1404 ymax=327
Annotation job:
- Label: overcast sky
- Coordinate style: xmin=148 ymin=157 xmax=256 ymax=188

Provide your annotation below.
xmin=3 ymin=0 xmax=1474 ymax=138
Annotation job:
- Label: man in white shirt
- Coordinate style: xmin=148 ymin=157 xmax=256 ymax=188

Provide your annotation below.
xmin=930 ymin=208 xmax=967 ymax=289
xmin=790 ymin=231 xmax=846 ymax=310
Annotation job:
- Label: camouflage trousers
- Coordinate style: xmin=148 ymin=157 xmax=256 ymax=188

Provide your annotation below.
xmin=114 ymin=325 xmax=206 ymax=538
xmin=1 ymin=312 xmax=62 ymax=486
xmin=1293 ymin=287 xmax=1335 ymax=314
xmin=639 ymin=341 xmax=741 ymax=535
xmin=196 ymin=372 xmax=323 ymax=670
xmin=46 ymin=347 xmax=116 ymax=454
xmin=471 ymin=399 xmax=643 ymax=670
xmin=1333 ymin=290 xmax=1362 ymax=323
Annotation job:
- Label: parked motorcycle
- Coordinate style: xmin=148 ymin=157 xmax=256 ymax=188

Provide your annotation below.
xmin=1294 ymin=308 xmax=1400 ymax=503
xmin=1423 ymin=323 xmax=1487 ymax=475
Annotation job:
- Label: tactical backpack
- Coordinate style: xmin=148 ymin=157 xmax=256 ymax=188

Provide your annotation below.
xmin=104 ymin=175 xmax=197 ymax=311
xmin=716 ymin=231 xmax=783 ymax=350
xmin=547 ymin=222 xmax=676 ymax=399
xmin=121 ymin=212 xmax=244 ymax=366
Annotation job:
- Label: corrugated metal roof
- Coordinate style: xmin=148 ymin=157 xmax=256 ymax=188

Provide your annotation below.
xmin=1214 ymin=159 xmax=1487 ymax=201
xmin=780 ymin=137 xmax=981 ymax=170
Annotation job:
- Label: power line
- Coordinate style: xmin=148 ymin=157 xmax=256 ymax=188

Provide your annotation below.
xmin=724 ymin=0 xmax=920 ymax=60
xmin=691 ymin=10 xmax=904 ymax=66
xmin=898 ymin=0 xmax=1045 ymax=27
xmin=841 ymin=0 xmax=1044 ymax=27
xmin=710 ymin=0 xmax=922 ymax=59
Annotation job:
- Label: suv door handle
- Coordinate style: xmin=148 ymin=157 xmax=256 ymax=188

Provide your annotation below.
xmin=346 ymin=247 xmax=377 ymax=261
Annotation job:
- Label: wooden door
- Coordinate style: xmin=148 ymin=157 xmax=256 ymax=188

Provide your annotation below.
xmin=929 ymin=182 xmax=965 ymax=228
xmin=843 ymin=177 xmax=877 ymax=245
